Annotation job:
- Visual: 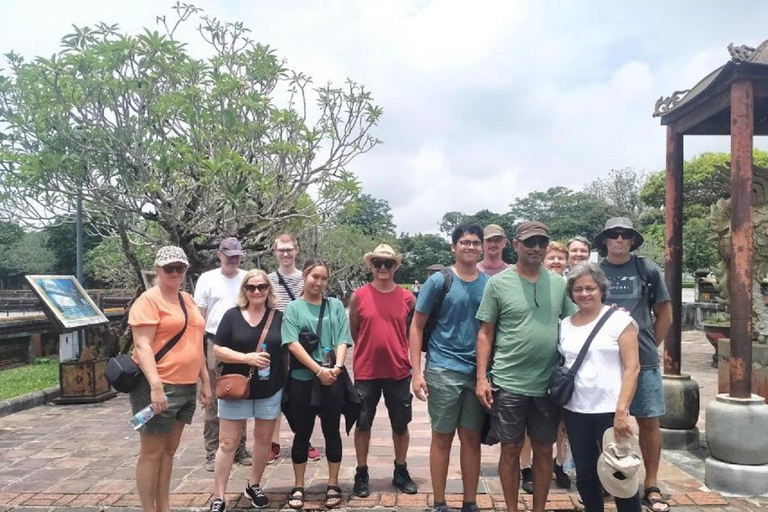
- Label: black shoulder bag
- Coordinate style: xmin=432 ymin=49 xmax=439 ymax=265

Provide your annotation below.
xmin=548 ymin=308 xmax=616 ymax=406
xmin=104 ymin=292 xmax=189 ymax=393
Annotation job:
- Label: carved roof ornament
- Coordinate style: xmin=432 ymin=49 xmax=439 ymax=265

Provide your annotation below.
xmin=653 ymin=90 xmax=690 ymax=118
xmin=728 ymin=43 xmax=756 ymax=63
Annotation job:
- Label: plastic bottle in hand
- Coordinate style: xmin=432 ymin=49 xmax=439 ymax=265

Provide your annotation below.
xmin=130 ymin=403 xmax=157 ymax=430
xmin=258 ymin=343 xmax=270 ymax=381
xmin=322 ymin=347 xmax=333 ymax=368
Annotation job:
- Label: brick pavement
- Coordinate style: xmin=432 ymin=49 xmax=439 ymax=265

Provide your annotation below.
xmin=1 ymin=330 xmax=767 ymax=511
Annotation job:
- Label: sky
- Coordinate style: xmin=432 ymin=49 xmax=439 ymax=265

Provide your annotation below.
xmin=2 ymin=0 xmax=768 ymax=234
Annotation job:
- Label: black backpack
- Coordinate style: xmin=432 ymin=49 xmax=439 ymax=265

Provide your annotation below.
xmin=633 ymin=255 xmax=657 ymax=304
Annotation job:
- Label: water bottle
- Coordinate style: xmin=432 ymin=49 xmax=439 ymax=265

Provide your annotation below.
xmin=258 ymin=343 xmax=271 ymax=381
xmin=322 ymin=347 xmax=333 ymax=368
xmin=562 ymin=437 xmax=576 ymax=475
xmin=130 ymin=403 xmax=157 ymax=430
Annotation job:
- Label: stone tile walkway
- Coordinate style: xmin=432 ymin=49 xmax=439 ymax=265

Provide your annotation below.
xmin=1 ymin=330 xmax=767 ymax=511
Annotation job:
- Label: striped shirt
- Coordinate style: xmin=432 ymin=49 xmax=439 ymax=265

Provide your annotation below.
xmin=268 ymin=270 xmax=304 ymax=312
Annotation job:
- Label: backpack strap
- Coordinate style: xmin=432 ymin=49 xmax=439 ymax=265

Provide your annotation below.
xmin=422 ymin=267 xmax=453 ymax=351
xmin=633 ymin=255 xmax=656 ymax=304
xmin=276 ymin=270 xmax=297 ymax=301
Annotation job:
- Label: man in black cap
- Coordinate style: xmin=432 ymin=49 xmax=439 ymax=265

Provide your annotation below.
xmin=194 ymin=237 xmax=251 ymax=471
xmin=476 ymin=221 xmax=576 ymax=512
xmin=594 ymin=217 xmax=672 ymax=512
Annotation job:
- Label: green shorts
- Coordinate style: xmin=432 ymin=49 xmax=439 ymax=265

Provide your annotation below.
xmin=129 ymin=377 xmax=197 ymax=435
xmin=425 ymin=366 xmax=485 ymax=433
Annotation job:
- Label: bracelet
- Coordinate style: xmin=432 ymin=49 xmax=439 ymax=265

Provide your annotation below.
xmin=316 ymin=367 xmax=324 ymax=377
xmin=334 ymin=364 xmax=344 ymax=369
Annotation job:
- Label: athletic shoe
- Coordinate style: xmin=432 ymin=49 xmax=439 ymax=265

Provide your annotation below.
xmin=235 ymin=446 xmax=253 ymax=466
xmin=209 ymin=498 xmax=226 ymax=512
xmin=244 ymin=482 xmax=269 ymax=509
xmin=307 ymin=444 xmax=321 ymax=461
xmin=521 ymin=467 xmax=533 ymax=494
xmin=392 ymin=462 xmax=417 ymax=494
xmin=554 ymin=463 xmax=571 ymax=489
xmin=267 ymin=442 xmax=280 ymax=464
xmin=460 ymin=503 xmax=480 ymax=512
xmin=204 ymin=453 xmax=216 ymax=472
xmin=353 ymin=466 xmax=370 ymax=497
xmin=431 ymin=503 xmax=449 ymax=512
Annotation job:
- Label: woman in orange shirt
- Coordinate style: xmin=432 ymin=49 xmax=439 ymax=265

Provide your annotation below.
xmin=128 ymin=246 xmax=211 ymax=512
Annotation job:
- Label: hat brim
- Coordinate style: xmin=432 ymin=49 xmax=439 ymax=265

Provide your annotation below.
xmin=594 ymin=229 xmax=644 ymax=252
xmin=155 ymin=258 xmax=189 ymax=267
xmin=220 ymin=249 xmax=245 ymax=257
xmin=516 ymin=230 xmax=549 ymax=241
xmin=597 ymin=454 xmax=639 ymax=499
xmin=364 ymin=253 xmax=402 ymax=267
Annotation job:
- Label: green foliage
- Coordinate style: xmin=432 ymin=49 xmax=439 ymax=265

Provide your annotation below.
xmin=0 ymin=358 xmax=59 ymax=401
xmin=0 ymin=5 xmax=381 ymax=276
xmin=583 ymin=167 xmax=645 ymax=219
xmin=397 ymin=233 xmax=453 ymax=283
xmin=86 ymin=237 xmax=155 ymax=288
xmin=683 ymin=217 xmax=718 ymax=273
xmin=440 ymin=209 xmax=516 ymax=263
xmin=43 ymin=215 xmax=101 ymax=275
xmin=508 ymin=186 xmax=628 ymax=243
xmin=336 ymin=194 xmax=395 ymax=238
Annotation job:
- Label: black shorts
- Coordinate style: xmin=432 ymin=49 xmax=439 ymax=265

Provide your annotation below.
xmin=355 ymin=376 xmax=413 ymax=434
xmin=488 ymin=387 xmax=560 ymax=445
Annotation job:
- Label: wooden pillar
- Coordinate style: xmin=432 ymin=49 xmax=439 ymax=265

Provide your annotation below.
xmin=664 ymin=127 xmax=684 ymax=375
xmin=729 ymin=79 xmax=754 ymax=399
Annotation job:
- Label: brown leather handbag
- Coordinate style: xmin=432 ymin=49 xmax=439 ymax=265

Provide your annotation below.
xmin=215 ymin=309 xmax=275 ymax=400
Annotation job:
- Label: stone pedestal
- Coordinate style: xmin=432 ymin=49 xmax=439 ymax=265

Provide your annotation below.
xmin=705 ymin=457 xmax=768 ymax=495
xmin=659 ymin=374 xmax=700 ymax=450
xmin=705 ymin=393 xmax=768 ymax=495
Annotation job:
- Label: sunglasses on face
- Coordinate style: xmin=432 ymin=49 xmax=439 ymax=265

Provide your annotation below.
xmin=605 ymin=230 xmax=633 ymax=240
xmin=371 ymin=259 xmax=395 ymax=270
xmin=519 ymin=236 xmax=549 ymax=249
xmin=244 ymin=283 xmax=270 ymax=293
xmin=162 ymin=263 xmax=187 ymax=274
xmin=276 ymin=248 xmax=295 ymax=254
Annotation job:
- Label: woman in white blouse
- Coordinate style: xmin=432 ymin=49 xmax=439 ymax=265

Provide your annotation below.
xmin=558 ymin=263 xmax=641 ymax=512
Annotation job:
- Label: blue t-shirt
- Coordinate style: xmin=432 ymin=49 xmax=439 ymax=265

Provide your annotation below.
xmin=415 ymin=268 xmax=489 ymax=375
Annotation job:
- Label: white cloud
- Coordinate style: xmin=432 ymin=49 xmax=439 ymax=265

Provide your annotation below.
xmin=3 ymin=0 xmax=768 ymax=234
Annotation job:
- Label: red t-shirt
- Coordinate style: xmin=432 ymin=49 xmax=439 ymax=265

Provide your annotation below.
xmin=352 ymin=284 xmax=415 ymax=380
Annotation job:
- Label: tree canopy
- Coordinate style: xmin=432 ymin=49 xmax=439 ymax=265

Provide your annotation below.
xmin=0 ymin=3 xmax=382 ymax=278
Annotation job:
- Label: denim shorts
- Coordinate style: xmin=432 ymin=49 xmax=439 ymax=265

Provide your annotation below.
xmin=630 ymin=367 xmax=666 ymax=418
xmin=218 ymin=388 xmax=283 ymax=421
xmin=129 ymin=377 xmax=197 ymax=435
xmin=425 ymin=366 xmax=485 ymax=433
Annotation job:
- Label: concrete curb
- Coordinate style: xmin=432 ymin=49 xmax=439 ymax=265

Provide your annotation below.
xmin=0 ymin=385 xmax=60 ymax=419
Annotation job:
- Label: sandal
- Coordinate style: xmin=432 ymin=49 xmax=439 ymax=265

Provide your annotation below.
xmin=288 ymin=487 xmax=305 ymax=510
xmin=642 ymin=486 xmax=670 ymax=512
xmin=324 ymin=485 xmax=343 ymax=509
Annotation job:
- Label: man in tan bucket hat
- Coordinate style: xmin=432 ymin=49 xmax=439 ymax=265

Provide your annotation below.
xmin=349 ymin=244 xmax=418 ymax=497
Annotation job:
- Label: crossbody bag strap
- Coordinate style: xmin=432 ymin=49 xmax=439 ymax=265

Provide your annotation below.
xmin=276 ymin=270 xmax=296 ymax=301
xmin=568 ymin=307 xmax=616 ymax=376
xmin=153 ymin=292 xmax=189 ymax=363
xmin=316 ymin=298 xmax=327 ymax=342
xmin=245 ymin=308 xmax=276 ymax=380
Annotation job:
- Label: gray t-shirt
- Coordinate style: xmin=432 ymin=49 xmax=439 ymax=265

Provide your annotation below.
xmin=599 ymin=255 xmax=671 ymax=369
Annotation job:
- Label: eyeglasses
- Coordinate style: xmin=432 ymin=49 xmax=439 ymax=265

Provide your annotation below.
xmin=519 ymin=236 xmax=549 ymax=249
xmin=162 ymin=263 xmax=187 ymax=274
xmin=371 ymin=259 xmax=395 ymax=269
xmin=572 ymin=286 xmax=599 ymax=295
xmin=276 ymin=248 xmax=295 ymax=254
xmin=457 ymin=239 xmax=482 ymax=248
xmin=244 ymin=283 xmax=270 ymax=293
xmin=605 ymin=230 xmax=633 ymax=240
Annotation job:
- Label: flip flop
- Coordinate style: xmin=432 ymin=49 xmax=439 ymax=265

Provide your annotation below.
xmin=288 ymin=487 xmax=304 ymax=510
xmin=642 ymin=486 xmax=670 ymax=512
xmin=324 ymin=485 xmax=342 ymax=509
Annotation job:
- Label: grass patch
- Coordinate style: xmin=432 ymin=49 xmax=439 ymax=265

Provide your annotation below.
xmin=0 ymin=358 xmax=59 ymax=401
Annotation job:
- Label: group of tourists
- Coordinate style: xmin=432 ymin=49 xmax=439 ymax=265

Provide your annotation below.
xmin=125 ymin=215 xmax=672 ymax=512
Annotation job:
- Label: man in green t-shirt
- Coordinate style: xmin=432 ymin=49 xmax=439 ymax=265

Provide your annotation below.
xmin=476 ymin=221 xmax=576 ymax=512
